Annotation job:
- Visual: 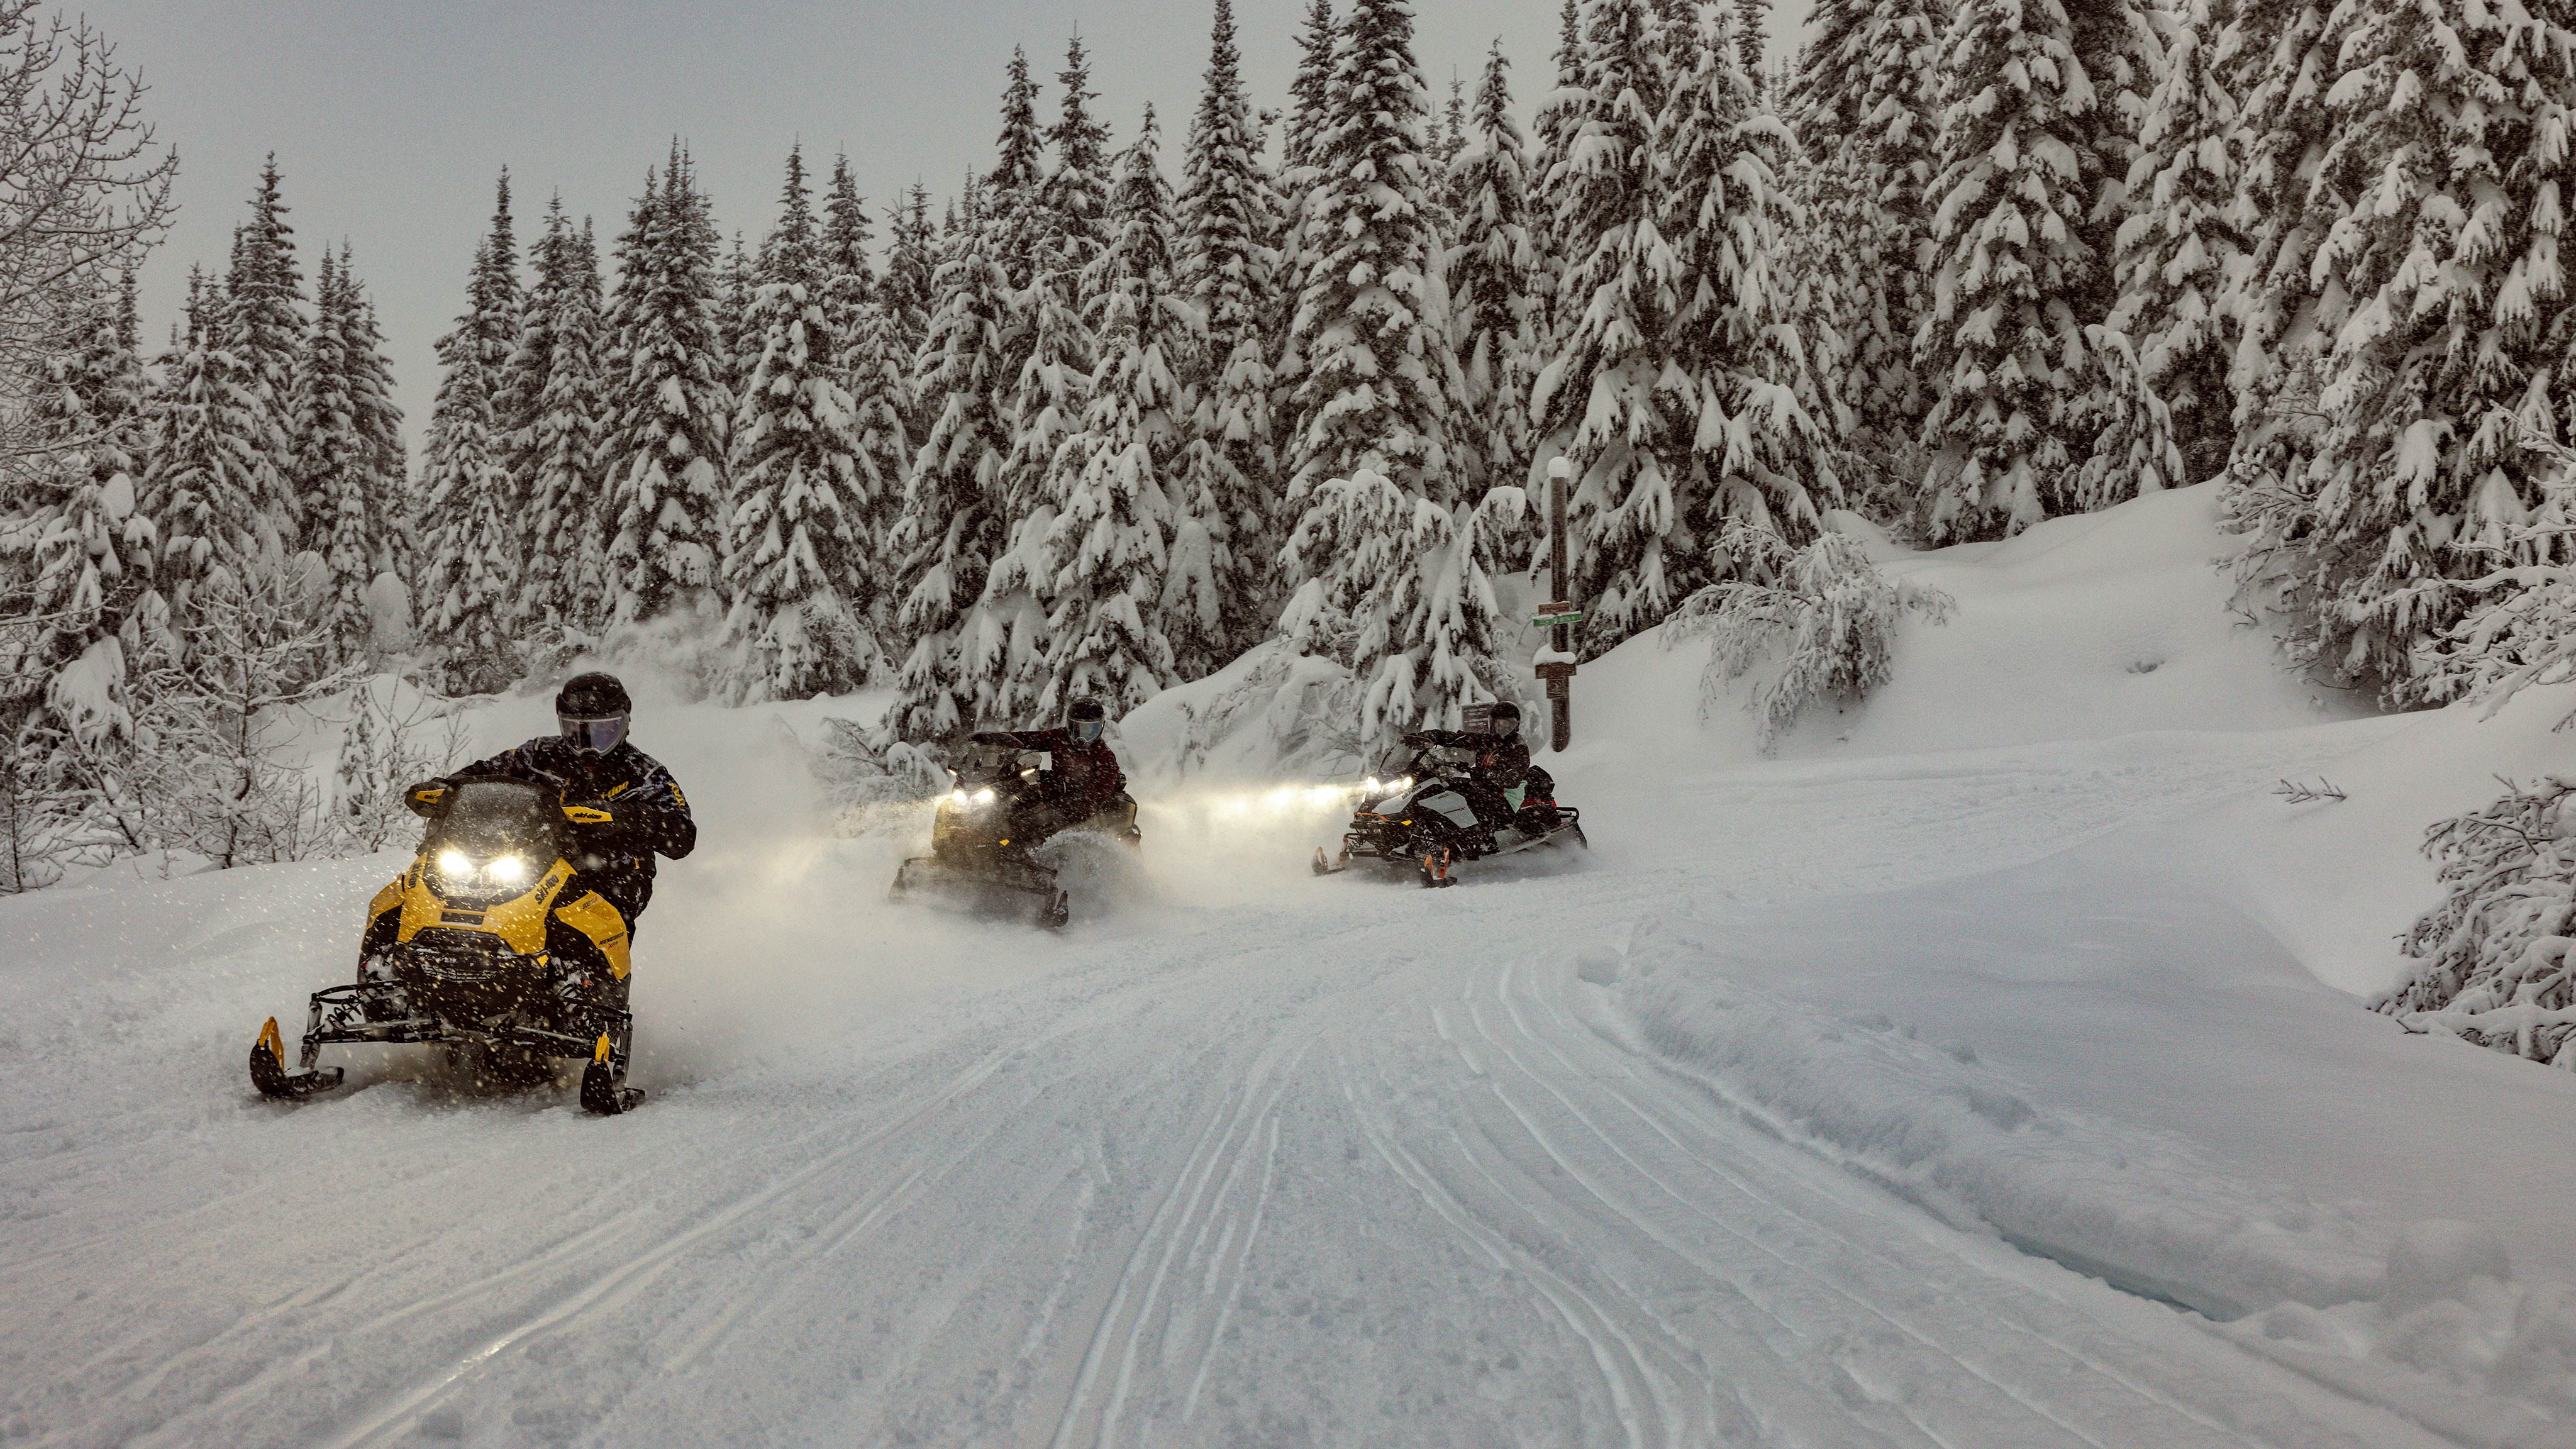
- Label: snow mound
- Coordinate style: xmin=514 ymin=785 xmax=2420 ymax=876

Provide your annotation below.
xmin=1121 ymin=484 xmax=2362 ymax=784
xmin=1584 ymin=484 xmax=2363 ymax=769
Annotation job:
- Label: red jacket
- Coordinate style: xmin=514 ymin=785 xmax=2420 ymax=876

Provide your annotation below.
xmin=996 ymin=728 xmax=1126 ymax=811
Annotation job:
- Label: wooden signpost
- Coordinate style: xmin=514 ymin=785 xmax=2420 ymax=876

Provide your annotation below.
xmin=1538 ymin=457 xmax=1580 ymax=753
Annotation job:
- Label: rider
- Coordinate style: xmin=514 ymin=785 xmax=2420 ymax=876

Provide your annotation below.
xmin=971 ymin=697 xmax=1128 ymax=850
xmin=1406 ymin=702 xmax=1533 ymax=845
xmin=445 ymin=671 xmax=697 ymax=933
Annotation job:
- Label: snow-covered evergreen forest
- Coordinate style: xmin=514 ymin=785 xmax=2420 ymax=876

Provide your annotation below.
xmin=17 ymin=0 xmax=2576 ymax=1058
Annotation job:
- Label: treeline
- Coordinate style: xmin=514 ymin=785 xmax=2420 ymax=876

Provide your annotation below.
xmin=14 ymin=0 xmax=2576 ymax=886
xmin=409 ymin=0 xmax=2576 ymax=749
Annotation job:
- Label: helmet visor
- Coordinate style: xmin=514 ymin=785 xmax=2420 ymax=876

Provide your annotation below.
xmin=1070 ymin=719 xmax=1104 ymax=745
xmin=560 ymin=714 xmax=628 ymax=753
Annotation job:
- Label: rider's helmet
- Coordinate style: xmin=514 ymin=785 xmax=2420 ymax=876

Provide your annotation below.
xmin=1066 ymin=697 xmax=1109 ymax=746
xmin=1488 ymin=701 xmax=1523 ymax=737
xmin=557 ymin=672 xmax=632 ymax=754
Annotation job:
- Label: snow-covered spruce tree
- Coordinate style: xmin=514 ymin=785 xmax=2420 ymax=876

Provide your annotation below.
xmin=1282 ymin=0 xmax=1341 ymax=172
xmin=140 ymin=272 xmax=272 ymax=622
xmin=599 ymin=152 xmax=733 ymax=625
xmin=225 ymin=155 xmax=307 ymax=551
xmin=1658 ymin=4 xmax=1840 ymax=557
xmin=9 ymin=275 xmax=152 ymax=780
xmin=719 ymin=230 xmax=756 ymax=408
xmin=2223 ymin=0 xmax=2576 ymax=699
xmin=819 ymin=157 xmax=909 ymax=658
xmin=1669 ymin=521 xmax=1952 ymax=749
xmin=1533 ymin=0 xmax=1692 ymax=642
xmin=837 ymin=296 xmax=913 ymax=656
xmin=986 ymin=48 xmax=1052 ymax=291
xmin=510 ymin=199 xmax=604 ymax=644
xmin=886 ymin=179 xmax=1014 ymax=742
xmin=416 ymin=236 xmax=523 ymax=694
xmin=818 ymin=154 xmax=875 ymax=355
xmin=1785 ymin=0 xmax=1946 ymax=488
xmin=1913 ymin=0 xmax=2109 ymax=541
xmin=1170 ymin=0 xmax=1285 ymax=677
xmin=1446 ymin=42 xmax=1539 ymax=509
xmin=1275 ymin=0 xmax=1517 ymax=751
xmin=286 ymin=247 xmax=380 ymax=662
xmin=2218 ymin=0 xmax=2333 ymax=420
xmin=1737 ymin=0 xmax=1770 ymax=74
xmin=1280 ymin=0 xmax=1455 ymax=504
xmin=2104 ymin=0 xmax=2241 ymax=488
xmin=341 ymin=257 xmax=408 ymax=628
xmin=721 ymin=145 xmax=878 ymax=701
xmin=1044 ymin=36 xmax=1114 ymax=275
xmin=2377 ymin=778 xmax=2576 ymax=1065
xmin=23 ymin=277 xmax=151 ymax=645
xmin=974 ymin=48 xmax=1116 ymax=722
xmin=1041 ymin=105 xmax=1182 ymax=715
xmin=882 ymin=182 xmax=937 ymax=360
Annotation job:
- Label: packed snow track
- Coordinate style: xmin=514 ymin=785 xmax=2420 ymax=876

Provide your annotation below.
xmin=8 ymin=706 xmax=2521 ymax=1449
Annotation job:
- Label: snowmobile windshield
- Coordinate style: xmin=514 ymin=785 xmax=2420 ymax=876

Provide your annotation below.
xmin=952 ymin=741 xmax=1041 ymax=787
xmin=428 ymin=779 xmax=558 ymax=862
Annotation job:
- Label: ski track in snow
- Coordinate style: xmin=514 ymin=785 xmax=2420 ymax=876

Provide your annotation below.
xmin=0 ymin=726 xmax=2485 ymax=1447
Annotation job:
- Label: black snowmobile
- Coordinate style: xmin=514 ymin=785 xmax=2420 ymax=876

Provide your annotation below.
xmin=889 ymin=738 xmax=1141 ymax=928
xmin=249 ymin=775 xmax=647 ymax=1114
xmin=1313 ymin=738 xmax=1586 ymax=887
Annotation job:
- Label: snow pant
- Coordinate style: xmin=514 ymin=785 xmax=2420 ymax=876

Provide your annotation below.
xmin=1009 ymin=793 xmax=1103 ymax=849
xmin=1458 ymin=777 xmax=1515 ymax=835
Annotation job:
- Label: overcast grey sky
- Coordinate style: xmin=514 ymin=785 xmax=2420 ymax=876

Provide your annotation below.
xmin=80 ymin=1 xmax=1798 ymax=450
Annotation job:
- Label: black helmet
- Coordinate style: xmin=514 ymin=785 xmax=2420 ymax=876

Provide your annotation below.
xmin=1488 ymin=701 xmax=1523 ymax=736
xmin=1066 ymin=696 xmax=1108 ymax=745
xmin=557 ymin=672 xmax=631 ymax=753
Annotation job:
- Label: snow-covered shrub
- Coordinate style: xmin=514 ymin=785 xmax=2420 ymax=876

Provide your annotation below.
xmin=2378 ymin=778 xmax=2576 ymax=1067
xmin=1667 ymin=523 xmax=1952 ymax=750
xmin=330 ymin=679 xmax=467 ymax=854
xmin=1162 ymin=639 xmax=1368 ymax=780
xmin=130 ymin=569 xmax=360 ymax=869
xmin=813 ymin=716 xmax=948 ymax=834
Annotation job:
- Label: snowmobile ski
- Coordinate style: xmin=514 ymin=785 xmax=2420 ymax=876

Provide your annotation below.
xmin=249 ymin=1015 xmax=344 ymax=1099
xmin=580 ymin=1032 xmax=643 ymax=1115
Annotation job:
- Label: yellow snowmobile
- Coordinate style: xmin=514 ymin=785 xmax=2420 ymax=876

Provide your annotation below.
xmin=250 ymin=775 xmax=647 ymax=1114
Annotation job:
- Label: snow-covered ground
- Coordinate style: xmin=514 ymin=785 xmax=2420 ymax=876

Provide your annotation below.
xmin=9 ymin=484 xmax=2576 ymax=1447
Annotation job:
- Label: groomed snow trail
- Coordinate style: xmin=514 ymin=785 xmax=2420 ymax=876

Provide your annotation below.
xmin=0 ymin=726 xmax=2467 ymax=1447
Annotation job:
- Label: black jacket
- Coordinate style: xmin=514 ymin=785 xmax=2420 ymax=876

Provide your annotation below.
xmin=986 ymin=728 xmax=1126 ymax=811
xmin=464 ymin=736 xmax=697 ymax=887
xmin=1412 ymin=730 xmax=1531 ymax=791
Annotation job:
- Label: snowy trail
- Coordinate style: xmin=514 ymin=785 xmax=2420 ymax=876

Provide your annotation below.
xmin=0 ymin=721 xmax=2506 ymax=1447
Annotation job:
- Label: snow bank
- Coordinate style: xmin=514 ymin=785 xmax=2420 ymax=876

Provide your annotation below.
xmin=1582 ymin=483 xmax=2363 ymax=770
xmin=2184 ymin=682 xmax=2576 ymax=995
xmin=1601 ymin=916 xmax=2387 ymax=1321
xmin=1118 ymin=484 xmax=2362 ymax=785
xmin=1604 ymin=912 xmax=2576 ymax=1444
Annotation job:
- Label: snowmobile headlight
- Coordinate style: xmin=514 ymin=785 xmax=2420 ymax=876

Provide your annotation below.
xmin=948 ymin=789 xmax=972 ymax=808
xmin=436 ymin=848 xmax=473 ymax=882
xmin=484 ymin=854 xmax=530 ymax=886
xmin=972 ymin=787 xmax=997 ymax=805
xmin=1396 ymin=776 xmax=1414 ymax=791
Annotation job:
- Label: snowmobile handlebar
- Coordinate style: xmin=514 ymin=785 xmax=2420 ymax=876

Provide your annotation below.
xmin=404 ymin=779 xmax=617 ymax=828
